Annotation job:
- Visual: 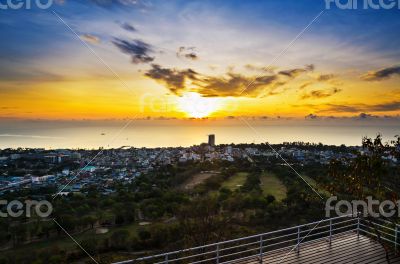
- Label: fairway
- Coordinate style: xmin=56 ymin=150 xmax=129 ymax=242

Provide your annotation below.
xmin=260 ymin=172 xmax=287 ymax=201
xmin=302 ymin=174 xmax=330 ymax=196
xmin=221 ymin=172 xmax=248 ymax=190
xmin=182 ymin=172 xmax=216 ymax=190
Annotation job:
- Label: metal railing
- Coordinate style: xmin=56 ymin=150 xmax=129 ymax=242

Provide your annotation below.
xmin=358 ymin=216 xmax=400 ymax=252
xmin=114 ymin=214 xmax=378 ymax=264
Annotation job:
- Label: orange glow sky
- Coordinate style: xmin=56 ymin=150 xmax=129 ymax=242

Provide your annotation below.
xmin=1 ymin=1 xmax=400 ymax=121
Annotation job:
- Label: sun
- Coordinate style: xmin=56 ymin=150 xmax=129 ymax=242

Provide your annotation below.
xmin=177 ymin=92 xmax=222 ymax=118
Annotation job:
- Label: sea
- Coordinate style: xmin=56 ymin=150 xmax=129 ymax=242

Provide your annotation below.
xmin=0 ymin=118 xmax=398 ymax=149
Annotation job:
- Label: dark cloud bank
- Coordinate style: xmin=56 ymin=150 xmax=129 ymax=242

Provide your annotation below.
xmin=362 ymin=65 xmax=400 ymax=81
xmin=112 ymin=38 xmax=154 ymax=64
xmin=144 ymin=64 xmax=319 ymax=97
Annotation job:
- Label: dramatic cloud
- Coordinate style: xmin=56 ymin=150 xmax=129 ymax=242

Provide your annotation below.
xmin=80 ymin=34 xmax=100 ymax=44
xmin=176 ymin=47 xmax=198 ymax=60
xmin=199 ymin=65 xmax=315 ymax=97
xmin=317 ymin=101 xmax=400 ymax=114
xmin=144 ymin=64 xmax=320 ymax=97
xmin=368 ymin=101 xmax=400 ymax=111
xmin=245 ymin=64 xmax=275 ymax=73
xmin=90 ymin=0 xmax=145 ymax=7
xmin=278 ymin=64 xmax=314 ymax=78
xmin=358 ymin=113 xmax=378 ymax=119
xmin=361 ymin=65 xmax=400 ymax=81
xmin=319 ymin=104 xmax=361 ymax=113
xmin=298 ymin=73 xmax=336 ymax=90
xmin=317 ymin=74 xmax=335 ymax=81
xmin=299 ymin=81 xmax=313 ymax=90
xmin=301 ymin=87 xmax=342 ymax=99
xmin=144 ymin=64 xmax=198 ymax=94
xmin=120 ymin=22 xmax=137 ymax=32
xmin=196 ymin=73 xmax=278 ymax=97
xmin=305 ymin=113 xmax=318 ymax=119
xmin=112 ymin=38 xmax=154 ymax=64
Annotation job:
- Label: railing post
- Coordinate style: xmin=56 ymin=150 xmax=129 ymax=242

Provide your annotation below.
xmin=165 ymin=254 xmax=169 ymax=264
xmin=297 ymin=226 xmax=301 ymax=254
xmin=329 ymin=219 xmax=332 ymax=245
xmin=357 ymin=214 xmax=360 ymax=239
xmin=395 ymin=224 xmax=399 ymax=254
xmin=259 ymin=235 xmax=263 ymax=264
xmin=216 ymin=243 xmax=220 ymax=264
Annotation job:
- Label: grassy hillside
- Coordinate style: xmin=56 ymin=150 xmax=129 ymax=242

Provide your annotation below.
xmin=260 ymin=172 xmax=287 ymax=201
xmin=221 ymin=172 xmax=248 ymax=191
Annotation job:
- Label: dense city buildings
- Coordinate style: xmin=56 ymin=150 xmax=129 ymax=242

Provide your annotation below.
xmin=0 ymin=135 xmax=397 ymax=196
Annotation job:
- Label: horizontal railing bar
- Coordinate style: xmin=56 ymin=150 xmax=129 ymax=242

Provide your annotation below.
xmin=222 ymin=220 xmax=356 ymax=252
xmin=136 ymin=223 xmax=358 ymax=264
xmin=154 ymin=215 xmax=355 ymax=259
xmin=157 ymin=248 xmax=218 ymax=263
xmin=217 ymin=246 xmax=260 ymax=260
xmin=332 ymin=223 xmax=358 ymax=232
xmin=219 ymin=239 xmax=260 ymax=253
xmin=303 ymin=223 xmax=356 ymax=240
xmin=264 ymin=237 xmax=299 ymax=248
xmin=331 ymin=218 xmax=358 ymax=226
xmin=114 ymin=215 xmax=357 ymax=264
xmin=262 ymin=229 xmax=356 ymax=256
xmin=220 ymin=252 xmax=260 ymax=264
xmin=261 ymin=232 xmax=298 ymax=243
xmin=360 ymin=220 xmax=396 ymax=232
xmin=264 ymin=234 xmax=381 ymax=264
xmin=298 ymin=224 xmax=330 ymax=235
xmin=359 ymin=229 xmax=399 ymax=245
xmin=359 ymin=223 xmax=395 ymax=238
xmin=366 ymin=217 xmax=397 ymax=226
xmin=220 ymin=223 xmax=356 ymax=258
xmin=187 ymin=254 xmax=220 ymax=264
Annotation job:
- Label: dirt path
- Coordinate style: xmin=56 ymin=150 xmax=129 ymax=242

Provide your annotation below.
xmin=182 ymin=172 xmax=218 ymax=189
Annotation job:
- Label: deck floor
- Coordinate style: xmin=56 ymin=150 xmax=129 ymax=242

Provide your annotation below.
xmin=240 ymin=232 xmax=400 ymax=264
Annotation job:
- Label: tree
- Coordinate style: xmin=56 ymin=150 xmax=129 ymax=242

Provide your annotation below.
xmin=326 ymin=135 xmax=400 ymax=262
xmin=109 ymin=230 xmax=130 ymax=250
xmin=177 ymin=195 xmax=230 ymax=247
xmin=82 ymin=215 xmax=97 ymax=229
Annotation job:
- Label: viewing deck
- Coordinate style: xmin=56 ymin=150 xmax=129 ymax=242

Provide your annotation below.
xmin=241 ymin=232 xmax=400 ymax=264
xmin=115 ymin=214 xmax=400 ymax=264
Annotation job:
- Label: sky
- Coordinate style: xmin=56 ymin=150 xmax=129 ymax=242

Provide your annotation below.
xmin=0 ymin=0 xmax=400 ymax=120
